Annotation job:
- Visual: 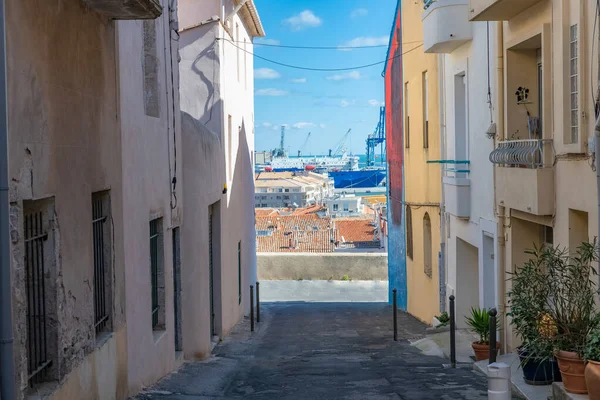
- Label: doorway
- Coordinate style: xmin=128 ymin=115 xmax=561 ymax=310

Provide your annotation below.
xmin=172 ymin=228 xmax=183 ymax=353
xmin=482 ymin=233 xmax=495 ymax=310
xmin=456 ymin=237 xmax=479 ymax=328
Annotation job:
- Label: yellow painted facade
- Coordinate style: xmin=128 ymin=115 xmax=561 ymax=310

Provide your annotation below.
xmin=401 ymin=0 xmax=442 ymax=325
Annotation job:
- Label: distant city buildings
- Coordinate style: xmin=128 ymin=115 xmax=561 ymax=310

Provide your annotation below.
xmin=254 ymin=171 xmax=334 ymax=208
xmin=325 ymin=194 xmax=364 ymax=217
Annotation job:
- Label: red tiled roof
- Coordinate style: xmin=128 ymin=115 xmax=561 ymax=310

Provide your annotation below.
xmin=336 ymin=219 xmax=376 ymax=243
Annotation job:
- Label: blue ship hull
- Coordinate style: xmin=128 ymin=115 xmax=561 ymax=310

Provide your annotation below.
xmin=329 ymin=170 xmax=386 ymax=189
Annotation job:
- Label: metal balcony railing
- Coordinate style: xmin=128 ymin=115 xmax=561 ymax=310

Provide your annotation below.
xmin=423 ymin=0 xmax=437 ymax=10
xmin=489 ymin=139 xmax=553 ymax=168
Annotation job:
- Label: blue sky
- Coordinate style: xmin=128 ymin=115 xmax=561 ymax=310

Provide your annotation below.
xmin=252 ymin=0 xmax=397 ymax=156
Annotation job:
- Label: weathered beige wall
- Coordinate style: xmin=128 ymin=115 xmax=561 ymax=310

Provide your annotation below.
xmin=402 ymin=0 xmax=442 ymax=325
xmin=118 ymin=1 xmax=184 ymax=394
xmin=6 ymin=0 xmax=129 ymax=398
xmin=257 ymin=253 xmax=388 ymax=281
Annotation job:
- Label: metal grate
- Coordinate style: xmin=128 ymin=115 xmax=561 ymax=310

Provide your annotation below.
xmin=92 ymin=196 xmax=109 ymax=334
xmin=150 ymin=219 xmax=160 ymax=329
xmin=24 ymin=211 xmax=51 ymax=384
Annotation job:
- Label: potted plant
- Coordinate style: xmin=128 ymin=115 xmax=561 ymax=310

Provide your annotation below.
xmin=465 ymin=307 xmax=500 ymax=361
xmin=507 ymin=245 xmax=560 ymax=385
xmin=585 ymin=329 xmax=600 ymax=399
xmin=544 ymin=242 xmax=599 ymax=395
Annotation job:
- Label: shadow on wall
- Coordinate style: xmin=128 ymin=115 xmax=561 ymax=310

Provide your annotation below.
xmin=191 ymin=40 xmax=219 ymax=126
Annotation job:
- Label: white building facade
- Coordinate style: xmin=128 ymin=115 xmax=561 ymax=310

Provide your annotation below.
xmin=421 ymin=1 xmax=501 ymax=327
xmin=178 ymin=0 xmax=264 ymax=361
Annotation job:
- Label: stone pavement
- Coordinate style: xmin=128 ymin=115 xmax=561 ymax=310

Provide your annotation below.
xmin=133 ymin=302 xmax=490 ymax=399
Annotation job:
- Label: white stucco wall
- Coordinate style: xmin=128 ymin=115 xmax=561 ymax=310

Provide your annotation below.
xmin=442 ymin=21 xmax=499 ymax=317
xmin=178 ymin=0 xmax=257 ymax=359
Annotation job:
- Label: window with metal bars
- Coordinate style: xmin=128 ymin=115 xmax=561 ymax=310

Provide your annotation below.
xmin=150 ymin=218 xmax=165 ymax=330
xmin=92 ymin=192 xmax=111 ymax=335
xmin=24 ymin=200 xmax=57 ymax=385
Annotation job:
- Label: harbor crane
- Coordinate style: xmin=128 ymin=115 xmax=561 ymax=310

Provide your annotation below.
xmin=275 ymin=125 xmax=286 ymax=157
xmin=330 ymin=129 xmax=352 ymax=157
xmin=366 ymin=106 xmax=386 ymax=167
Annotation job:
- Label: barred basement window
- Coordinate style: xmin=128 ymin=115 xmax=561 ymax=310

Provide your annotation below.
xmin=24 ymin=199 xmax=58 ymax=385
xmin=150 ymin=218 xmax=165 ymax=330
xmin=92 ymin=192 xmax=112 ymax=335
xmin=570 ymin=24 xmax=579 ymax=143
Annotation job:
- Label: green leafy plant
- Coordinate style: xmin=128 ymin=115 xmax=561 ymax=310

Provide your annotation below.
xmin=436 ymin=312 xmax=450 ymax=327
xmin=465 ymin=307 xmax=495 ymax=344
xmin=342 ymin=275 xmax=350 ymax=281
xmin=584 ymin=330 xmax=600 ymax=362
xmin=507 ymin=244 xmax=555 ymax=362
xmin=543 ymin=241 xmax=600 ymax=357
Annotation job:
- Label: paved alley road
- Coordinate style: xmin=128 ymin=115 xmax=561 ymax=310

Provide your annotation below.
xmin=134 ymin=303 xmax=488 ymax=400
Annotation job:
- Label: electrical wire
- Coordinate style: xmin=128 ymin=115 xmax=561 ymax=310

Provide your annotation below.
xmin=218 ymin=38 xmax=424 ymax=72
xmin=239 ymin=40 xmax=424 ymax=50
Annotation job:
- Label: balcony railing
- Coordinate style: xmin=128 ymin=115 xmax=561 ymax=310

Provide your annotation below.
xmin=489 ymin=139 xmax=553 ymax=168
xmin=423 ymin=0 xmax=437 ymax=10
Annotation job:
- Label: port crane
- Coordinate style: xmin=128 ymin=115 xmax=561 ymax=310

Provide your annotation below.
xmin=366 ymin=106 xmax=386 ymax=167
xmin=329 ymin=129 xmax=352 ymax=157
xmin=274 ymin=125 xmax=286 ymax=157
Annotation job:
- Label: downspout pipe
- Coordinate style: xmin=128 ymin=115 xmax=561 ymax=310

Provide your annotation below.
xmin=438 ymin=53 xmax=446 ymax=313
xmin=0 ymin=0 xmax=16 ymax=398
xmin=494 ymin=21 xmax=506 ymax=352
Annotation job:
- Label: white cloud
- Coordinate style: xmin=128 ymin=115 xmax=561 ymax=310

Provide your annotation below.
xmin=292 ymin=122 xmax=315 ymax=129
xmin=284 ymin=10 xmax=322 ymax=31
xmin=291 ymin=77 xmax=307 ymax=83
xmin=255 ymin=88 xmax=288 ymax=96
xmin=369 ymin=99 xmax=384 ymax=107
xmin=261 ymin=122 xmax=272 ymax=128
xmin=326 ymin=71 xmax=362 ymax=81
xmin=350 ymin=8 xmax=368 ymax=18
xmin=255 ymin=38 xmax=280 ymax=45
xmin=319 ymin=124 xmax=326 ymax=129
xmin=338 ymin=36 xmax=388 ymax=51
xmin=254 ymin=68 xmax=281 ymax=79
xmin=340 ymin=100 xmax=351 ymax=108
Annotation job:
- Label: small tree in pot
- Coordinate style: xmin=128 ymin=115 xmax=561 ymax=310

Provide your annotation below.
xmin=584 ymin=329 xmax=600 ymax=400
xmin=507 ymin=245 xmax=560 ymax=385
xmin=544 ymin=241 xmax=599 ymax=395
xmin=465 ymin=307 xmax=501 ymax=361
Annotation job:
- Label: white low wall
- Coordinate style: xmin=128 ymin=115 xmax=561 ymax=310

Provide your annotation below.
xmin=257 ymin=253 xmax=388 ymax=281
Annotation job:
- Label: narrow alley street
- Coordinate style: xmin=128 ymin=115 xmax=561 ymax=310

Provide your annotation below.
xmin=134 ymin=302 xmax=488 ymax=400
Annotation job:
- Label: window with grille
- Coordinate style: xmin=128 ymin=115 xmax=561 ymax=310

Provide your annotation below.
xmin=406 ymin=206 xmax=413 ymax=259
xmin=143 ymin=20 xmax=159 ymax=118
xmin=150 ymin=218 xmax=165 ymax=330
xmin=423 ymin=71 xmax=429 ymax=149
xmin=24 ymin=200 xmax=57 ymax=385
xmin=570 ymin=24 xmax=578 ymax=144
xmin=424 ymin=213 xmax=432 ymax=278
xmin=405 ymin=82 xmax=410 ymax=148
xmin=92 ymin=192 xmax=111 ymax=335
xmin=238 ymin=241 xmax=242 ymax=305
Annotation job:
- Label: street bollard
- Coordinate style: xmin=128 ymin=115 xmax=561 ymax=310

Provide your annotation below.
xmin=489 ymin=308 xmax=497 ymax=364
xmin=256 ymin=281 xmax=260 ymax=323
xmin=449 ymin=295 xmax=456 ymax=368
xmin=250 ymin=285 xmax=254 ymax=332
xmin=487 ymin=362 xmax=511 ymax=400
xmin=392 ymin=289 xmax=398 ymax=341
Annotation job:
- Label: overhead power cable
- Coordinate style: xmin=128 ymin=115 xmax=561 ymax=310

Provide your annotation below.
xmin=218 ymin=38 xmax=423 ymax=72
xmin=237 ymin=40 xmax=423 ymax=50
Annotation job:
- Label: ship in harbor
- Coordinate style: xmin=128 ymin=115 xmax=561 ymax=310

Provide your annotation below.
xmin=257 ymin=113 xmax=387 ymax=189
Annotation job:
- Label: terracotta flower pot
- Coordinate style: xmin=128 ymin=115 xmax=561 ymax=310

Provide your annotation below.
xmin=556 ymin=350 xmax=588 ymax=394
xmin=472 ymin=342 xmax=501 ymax=361
xmin=585 ymin=360 xmax=600 ymax=400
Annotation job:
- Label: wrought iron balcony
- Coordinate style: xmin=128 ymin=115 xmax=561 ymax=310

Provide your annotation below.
xmin=83 ymin=0 xmax=162 ymax=20
xmin=491 ymin=139 xmax=554 ymax=215
xmin=489 ymin=139 xmax=553 ymax=168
